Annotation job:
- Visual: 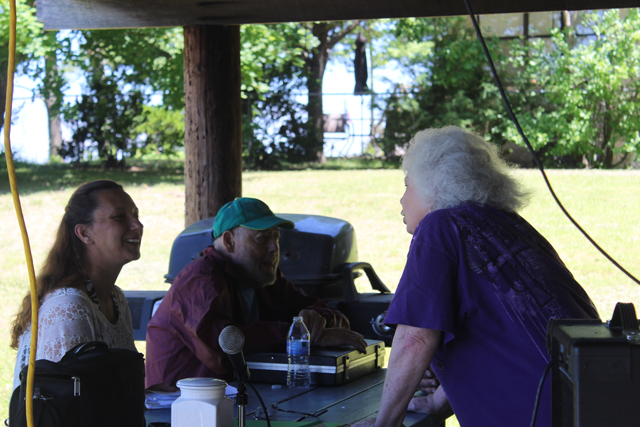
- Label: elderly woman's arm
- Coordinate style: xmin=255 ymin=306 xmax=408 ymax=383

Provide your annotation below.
xmin=374 ymin=325 xmax=442 ymax=427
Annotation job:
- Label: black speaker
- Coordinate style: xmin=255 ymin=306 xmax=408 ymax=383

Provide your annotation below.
xmin=547 ymin=303 xmax=640 ymax=427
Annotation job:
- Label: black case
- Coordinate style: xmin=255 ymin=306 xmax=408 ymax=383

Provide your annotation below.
xmin=245 ymin=339 xmax=386 ymax=385
xmin=547 ymin=303 xmax=640 ymax=427
xmin=9 ymin=341 xmax=145 ymax=427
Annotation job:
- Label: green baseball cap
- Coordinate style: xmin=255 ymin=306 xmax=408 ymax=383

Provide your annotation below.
xmin=213 ymin=197 xmax=294 ymax=239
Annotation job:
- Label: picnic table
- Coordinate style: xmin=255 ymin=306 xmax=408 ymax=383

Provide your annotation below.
xmin=144 ymin=369 xmax=451 ymax=426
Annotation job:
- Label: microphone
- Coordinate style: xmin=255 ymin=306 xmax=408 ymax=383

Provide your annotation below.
xmin=218 ymin=325 xmax=250 ymax=383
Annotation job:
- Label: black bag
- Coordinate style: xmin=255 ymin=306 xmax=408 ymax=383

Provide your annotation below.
xmin=8 ymin=341 xmax=145 ymax=427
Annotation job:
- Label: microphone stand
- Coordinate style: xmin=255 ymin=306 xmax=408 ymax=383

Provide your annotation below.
xmin=236 ymin=374 xmax=248 ymax=427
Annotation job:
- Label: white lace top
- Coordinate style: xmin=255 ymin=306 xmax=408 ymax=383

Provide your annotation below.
xmin=12 ymin=286 xmax=136 ymax=390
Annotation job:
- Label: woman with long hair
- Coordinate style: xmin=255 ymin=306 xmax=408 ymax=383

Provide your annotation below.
xmin=11 ymin=180 xmax=143 ymax=389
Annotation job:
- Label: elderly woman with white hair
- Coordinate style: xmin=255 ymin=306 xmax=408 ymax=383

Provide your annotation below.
xmin=361 ymin=127 xmax=599 ymax=427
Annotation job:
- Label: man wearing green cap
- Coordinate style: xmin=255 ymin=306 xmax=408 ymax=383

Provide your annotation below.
xmin=146 ymin=198 xmax=367 ymax=388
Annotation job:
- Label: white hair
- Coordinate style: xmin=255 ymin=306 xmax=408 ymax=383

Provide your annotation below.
xmin=402 ymin=126 xmax=529 ymax=212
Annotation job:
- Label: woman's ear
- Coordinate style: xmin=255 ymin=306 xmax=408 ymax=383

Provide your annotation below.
xmin=75 ymin=224 xmax=93 ymax=244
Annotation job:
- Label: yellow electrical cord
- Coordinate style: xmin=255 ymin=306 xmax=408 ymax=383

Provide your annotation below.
xmin=4 ymin=1 xmax=39 ymax=427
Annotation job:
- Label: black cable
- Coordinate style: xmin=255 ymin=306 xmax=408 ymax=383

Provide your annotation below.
xmin=462 ymin=0 xmax=640 ymax=286
xmin=530 ymin=361 xmax=553 ymax=427
xmin=248 ymin=381 xmax=272 ymax=427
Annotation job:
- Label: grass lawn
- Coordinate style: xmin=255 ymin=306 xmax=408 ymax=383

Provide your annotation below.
xmin=1 ymin=164 xmax=639 ymax=424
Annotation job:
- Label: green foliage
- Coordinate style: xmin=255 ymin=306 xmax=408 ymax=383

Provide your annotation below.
xmin=55 ymin=28 xmax=184 ymax=165
xmin=378 ymin=17 xmax=507 ymax=156
xmin=77 ymin=28 xmax=184 ymax=110
xmin=0 ymin=0 xmax=44 ymax=70
xmin=134 ymin=105 xmax=184 ymax=159
xmin=60 ymin=69 xmax=145 ymax=167
xmin=377 ymin=11 xmax=640 ymax=169
xmin=0 ymin=0 xmax=47 ymax=130
xmin=245 ymin=89 xmax=321 ymax=170
xmin=240 ymin=23 xmax=308 ymax=97
xmin=241 ymin=23 xmax=335 ymax=169
xmin=503 ymin=9 xmax=640 ymax=168
xmin=243 ymin=21 xmax=365 ymax=165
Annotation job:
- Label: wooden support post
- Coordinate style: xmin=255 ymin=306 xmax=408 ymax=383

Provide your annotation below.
xmin=183 ymin=25 xmax=242 ymax=227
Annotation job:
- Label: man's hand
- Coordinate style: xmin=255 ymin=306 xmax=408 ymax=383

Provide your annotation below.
xmin=315 ymin=328 xmax=368 ymax=353
xmin=418 ymin=367 xmax=439 ymax=394
xmin=299 ymin=309 xmax=327 ymax=343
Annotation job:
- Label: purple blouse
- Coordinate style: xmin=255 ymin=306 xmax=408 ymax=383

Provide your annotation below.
xmin=385 ymin=203 xmax=599 ymax=427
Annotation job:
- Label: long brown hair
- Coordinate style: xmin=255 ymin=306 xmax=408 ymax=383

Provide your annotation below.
xmin=10 ymin=180 xmax=124 ymax=348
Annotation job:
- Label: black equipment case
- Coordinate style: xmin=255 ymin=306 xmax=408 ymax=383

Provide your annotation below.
xmin=245 ymin=339 xmax=386 ymax=386
xmin=547 ymin=303 xmax=640 ymax=427
xmin=9 ymin=341 xmax=145 ymax=427
xmin=143 ymin=213 xmax=395 ymax=345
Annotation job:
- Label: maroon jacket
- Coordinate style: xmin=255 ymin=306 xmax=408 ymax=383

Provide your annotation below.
xmin=145 ymin=246 xmax=347 ymax=387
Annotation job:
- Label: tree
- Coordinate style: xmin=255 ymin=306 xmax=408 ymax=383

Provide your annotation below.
xmin=240 ymin=23 xmax=308 ymax=168
xmin=0 ymin=0 xmax=45 ymax=139
xmin=7 ymin=14 xmax=367 ymax=166
xmin=74 ymin=28 xmax=184 ymax=109
xmin=57 ymin=28 xmax=185 ymax=165
xmin=299 ymin=21 xmax=363 ymax=162
xmin=504 ymin=9 xmax=640 ymax=168
xmin=377 ymin=17 xmax=506 ymax=156
xmin=134 ymin=105 xmax=184 ymax=158
xmin=60 ymin=68 xmax=145 ymax=166
xmin=37 ymin=32 xmax=70 ymax=161
xmin=241 ymin=21 xmax=365 ymax=165
xmin=238 ymin=22 xmax=368 ymax=167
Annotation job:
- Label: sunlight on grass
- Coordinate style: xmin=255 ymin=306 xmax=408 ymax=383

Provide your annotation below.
xmin=0 ymin=167 xmax=638 ymax=423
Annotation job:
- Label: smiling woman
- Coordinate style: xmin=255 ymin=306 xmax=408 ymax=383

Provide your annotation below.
xmin=9 ymin=180 xmax=141 ymax=390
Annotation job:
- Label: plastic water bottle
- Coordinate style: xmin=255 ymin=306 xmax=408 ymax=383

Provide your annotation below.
xmin=287 ymin=316 xmax=311 ymax=388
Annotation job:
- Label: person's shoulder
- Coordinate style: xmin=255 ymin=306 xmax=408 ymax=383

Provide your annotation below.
xmin=166 ymin=247 xmax=230 ymax=306
xmin=173 ymin=246 xmax=224 ymax=284
xmin=428 ymin=203 xmax=496 ymax=227
xmin=414 ymin=207 xmax=455 ymax=237
xmin=412 ymin=206 xmax=469 ymax=253
xmin=42 ymin=287 xmax=91 ymax=305
xmin=39 ymin=287 xmax=94 ymax=320
xmin=112 ymin=285 xmax=129 ymax=303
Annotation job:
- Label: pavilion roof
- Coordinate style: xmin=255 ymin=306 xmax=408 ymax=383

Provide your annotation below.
xmin=38 ymin=0 xmax=640 ymax=30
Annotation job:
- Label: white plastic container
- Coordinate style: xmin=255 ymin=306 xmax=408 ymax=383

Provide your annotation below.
xmin=171 ymin=378 xmax=234 ymax=427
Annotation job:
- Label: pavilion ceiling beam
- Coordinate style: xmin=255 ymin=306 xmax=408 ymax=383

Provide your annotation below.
xmin=37 ymin=0 xmax=640 ymax=30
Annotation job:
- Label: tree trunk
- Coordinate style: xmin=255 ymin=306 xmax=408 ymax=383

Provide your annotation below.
xmin=43 ymin=56 xmax=63 ymax=160
xmin=561 ymin=10 xmax=575 ymax=47
xmin=305 ymin=23 xmax=330 ymax=163
xmin=47 ymin=113 xmax=63 ymax=160
xmin=183 ymin=25 xmax=242 ymax=227
xmin=602 ymin=106 xmax=614 ymax=169
xmin=44 ymin=90 xmax=63 ymax=161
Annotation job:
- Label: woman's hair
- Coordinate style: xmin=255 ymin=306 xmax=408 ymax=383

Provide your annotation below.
xmin=10 ymin=180 xmax=124 ymax=348
xmin=402 ymin=126 xmax=529 ymax=212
